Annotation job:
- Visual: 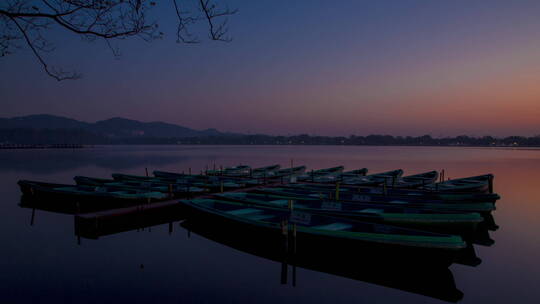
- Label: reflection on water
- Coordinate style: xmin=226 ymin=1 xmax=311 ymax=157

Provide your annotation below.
xmin=2 ymin=145 xmax=540 ymax=303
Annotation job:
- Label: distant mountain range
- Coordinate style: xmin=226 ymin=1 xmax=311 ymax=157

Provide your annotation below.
xmin=0 ymin=114 xmax=227 ymax=138
xmin=1 ymin=114 xmax=539 ymax=146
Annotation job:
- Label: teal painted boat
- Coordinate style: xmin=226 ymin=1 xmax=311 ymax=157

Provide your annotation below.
xmin=111 ymin=173 xmax=246 ymax=190
xmin=299 ymin=166 xmax=346 ymax=182
xmin=281 ymin=182 xmax=500 ymax=203
xmin=339 ymin=169 xmax=404 ymax=186
xmin=180 ymin=218 xmax=464 ymax=302
xmin=74 ymin=176 xmax=207 ymax=197
xmin=255 ymin=187 xmax=496 ymax=214
xmin=215 ymin=192 xmax=483 ymax=236
xmin=18 ymin=180 xmax=168 ymax=207
xmin=423 ymin=174 xmax=494 ymax=193
xmin=206 ymin=165 xmax=251 ymax=176
xmin=273 ymin=165 xmax=307 ymax=177
xmin=180 ymin=198 xmax=466 ymax=266
xmin=393 ymin=171 xmax=439 ymax=188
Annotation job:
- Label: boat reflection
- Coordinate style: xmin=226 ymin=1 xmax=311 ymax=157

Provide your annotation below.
xmin=180 ymin=217 xmax=465 ymax=302
xmin=74 ymin=202 xmax=184 ymax=240
xmin=22 ymin=196 xmax=498 ymax=303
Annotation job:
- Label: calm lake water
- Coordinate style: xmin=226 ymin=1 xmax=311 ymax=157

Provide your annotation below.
xmin=1 ymin=145 xmax=539 ymax=303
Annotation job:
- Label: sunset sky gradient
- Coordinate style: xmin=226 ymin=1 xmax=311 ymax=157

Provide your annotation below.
xmin=1 ymin=0 xmax=539 ymax=136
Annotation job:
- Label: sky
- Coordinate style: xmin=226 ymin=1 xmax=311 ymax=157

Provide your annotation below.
xmin=1 ymin=0 xmax=540 ymax=137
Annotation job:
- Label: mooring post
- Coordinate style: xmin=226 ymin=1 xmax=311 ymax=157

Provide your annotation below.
xmin=145 ymin=167 xmax=149 ymax=177
xmin=281 ymin=220 xmax=289 ymax=252
xmin=290 ymin=158 xmax=293 ymax=183
xmin=335 ymin=182 xmax=340 ymax=201
xmin=74 ymin=216 xmax=81 ymax=245
xmin=30 ymin=208 xmax=36 ymax=226
xmin=168 ymin=222 xmax=173 ymax=235
xmin=488 ymin=175 xmax=494 ymax=194
xmin=292 ymin=223 xmax=297 ymax=287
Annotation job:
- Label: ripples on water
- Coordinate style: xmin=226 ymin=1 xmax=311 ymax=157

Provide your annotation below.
xmin=1 ymin=145 xmax=539 ymax=303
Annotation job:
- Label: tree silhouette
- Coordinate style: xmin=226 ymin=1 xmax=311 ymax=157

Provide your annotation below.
xmin=0 ymin=0 xmax=237 ymax=80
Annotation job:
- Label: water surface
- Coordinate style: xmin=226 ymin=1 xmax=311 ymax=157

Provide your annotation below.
xmin=1 ymin=145 xmax=539 ymax=303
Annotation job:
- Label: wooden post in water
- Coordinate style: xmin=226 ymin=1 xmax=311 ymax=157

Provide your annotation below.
xmin=292 ymin=223 xmax=297 ymax=287
xmin=30 ymin=208 xmax=36 ymax=226
xmin=220 ymin=181 xmax=224 ymax=193
xmin=290 ymin=158 xmax=293 ymax=183
xmin=335 ymin=182 xmax=340 ymax=201
xmin=145 ymin=167 xmax=149 ymax=177
xmin=488 ymin=175 xmax=494 ymax=194
xmin=280 ymin=221 xmax=288 ymax=285
xmin=168 ymin=222 xmax=173 ymax=235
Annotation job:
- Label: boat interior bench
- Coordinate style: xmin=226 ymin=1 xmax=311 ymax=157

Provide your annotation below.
xmin=312 ymin=222 xmax=353 ymax=231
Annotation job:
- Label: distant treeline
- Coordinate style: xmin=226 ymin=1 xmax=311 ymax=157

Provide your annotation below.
xmin=1 ymin=128 xmax=539 ymax=147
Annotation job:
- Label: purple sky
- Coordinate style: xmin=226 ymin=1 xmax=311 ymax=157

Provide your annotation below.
xmin=1 ymin=0 xmax=540 ymax=136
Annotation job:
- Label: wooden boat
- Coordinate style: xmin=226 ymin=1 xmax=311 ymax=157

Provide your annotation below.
xmin=309 ymin=167 xmax=370 ymax=183
xmin=215 ymin=192 xmax=483 ymax=236
xmin=255 ymin=187 xmax=496 ymax=215
xmin=230 ymin=164 xmax=281 ymax=177
xmin=18 ymin=180 xmax=168 ymax=206
xmin=180 ymin=218 xmax=464 ymax=302
xmin=206 ymin=165 xmax=251 ymax=176
xmin=423 ymin=174 xmax=494 ymax=193
xmin=111 ymin=173 xmax=246 ymax=190
xmin=339 ymin=169 xmax=404 ymax=186
xmin=273 ymin=165 xmax=307 ymax=177
xmin=282 ymin=182 xmax=500 ymax=203
xmin=74 ymin=176 xmax=207 ymax=196
xmin=340 ymin=168 xmax=369 ymax=178
xmin=179 ymin=198 xmax=466 ymax=267
xmin=298 ymin=166 xmax=345 ymax=181
xmin=394 ymin=171 xmax=439 ymax=188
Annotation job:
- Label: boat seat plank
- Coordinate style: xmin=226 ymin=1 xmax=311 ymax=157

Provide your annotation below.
xmin=312 ymin=222 xmax=353 ymax=231
xmin=225 ymin=208 xmax=264 ymax=216
xmin=245 ymin=214 xmax=275 ymax=221
xmin=359 ymin=208 xmax=384 ymax=213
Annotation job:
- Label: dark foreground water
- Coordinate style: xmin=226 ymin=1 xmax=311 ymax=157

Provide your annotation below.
xmin=1 ymin=145 xmax=539 ymax=303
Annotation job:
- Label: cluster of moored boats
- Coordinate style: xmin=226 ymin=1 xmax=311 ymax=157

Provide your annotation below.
xmin=18 ymin=164 xmax=499 ymax=268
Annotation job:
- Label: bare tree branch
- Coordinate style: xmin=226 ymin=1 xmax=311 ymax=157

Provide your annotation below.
xmin=199 ymin=0 xmax=237 ymax=42
xmin=0 ymin=0 xmax=237 ymax=80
